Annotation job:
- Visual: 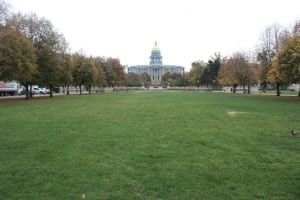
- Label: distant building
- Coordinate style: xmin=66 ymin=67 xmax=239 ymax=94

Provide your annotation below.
xmin=128 ymin=42 xmax=185 ymax=86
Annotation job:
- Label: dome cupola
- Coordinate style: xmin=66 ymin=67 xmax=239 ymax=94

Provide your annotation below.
xmin=149 ymin=41 xmax=162 ymax=65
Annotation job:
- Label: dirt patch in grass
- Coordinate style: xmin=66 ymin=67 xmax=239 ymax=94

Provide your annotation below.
xmin=227 ymin=111 xmax=246 ymax=117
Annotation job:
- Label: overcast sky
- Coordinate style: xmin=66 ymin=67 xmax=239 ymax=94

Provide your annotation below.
xmin=8 ymin=0 xmax=300 ymax=70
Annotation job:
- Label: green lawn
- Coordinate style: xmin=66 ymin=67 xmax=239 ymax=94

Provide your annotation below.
xmin=0 ymin=92 xmax=299 ymax=199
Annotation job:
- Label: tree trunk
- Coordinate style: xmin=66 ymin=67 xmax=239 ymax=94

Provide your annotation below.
xmin=247 ymin=84 xmax=251 ymax=94
xmin=276 ymin=82 xmax=280 ymax=96
xmin=30 ymin=84 xmax=33 ymax=98
xmin=262 ymin=81 xmax=267 ymax=93
xmin=63 ymin=84 xmax=66 ymax=94
xmin=88 ymin=85 xmax=91 ymax=94
xmin=50 ymin=84 xmax=53 ymax=98
xmin=233 ymin=84 xmax=237 ymax=94
xmin=67 ymin=84 xmax=70 ymax=95
xmin=25 ymin=83 xmax=30 ymax=100
xmin=79 ymin=84 xmax=82 ymax=95
xmin=243 ymin=84 xmax=246 ymax=94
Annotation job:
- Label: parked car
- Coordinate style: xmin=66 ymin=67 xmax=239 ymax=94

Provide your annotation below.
xmin=40 ymin=88 xmax=50 ymax=94
xmin=32 ymin=87 xmax=45 ymax=94
xmin=18 ymin=88 xmax=24 ymax=95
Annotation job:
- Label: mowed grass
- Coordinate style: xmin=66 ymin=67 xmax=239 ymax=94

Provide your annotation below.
xmin=0 ymin=92 xmax=299 ymax=199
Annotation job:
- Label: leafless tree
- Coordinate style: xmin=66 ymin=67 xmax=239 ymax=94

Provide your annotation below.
xmin=257 ymin=23 xmax=288 ymax=92
xmin=0 ymin=0 xmax=10 ymax=25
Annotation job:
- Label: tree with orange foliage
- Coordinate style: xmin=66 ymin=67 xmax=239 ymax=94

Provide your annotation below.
xmin=218 ymin=53 xmax=256 ymax=94
xmin=267 ymin=58 xmax=285 ymax=96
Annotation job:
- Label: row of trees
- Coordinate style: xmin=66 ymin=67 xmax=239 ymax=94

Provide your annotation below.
xmin=126 ymin=72 xmax=151 ymax=87
xmin=1 ymin=0 xmax=299 ymax=97
xmin=182 ymin=22 xmax=300 ymax=96
xmin=128 ymin=22 xmax=299 ymax=97
xmin=154 ymin=53 xmax=222 ymax=88
xmin=0 ymin=0 xmax=125 ymax=98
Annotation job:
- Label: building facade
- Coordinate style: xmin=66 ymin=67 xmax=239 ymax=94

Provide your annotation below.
xmin=128 ymin=42 xmax=185 ymax=86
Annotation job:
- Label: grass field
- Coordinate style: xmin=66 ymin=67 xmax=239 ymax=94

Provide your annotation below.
xmin=0 ymin=91 xmax=299 ymax=199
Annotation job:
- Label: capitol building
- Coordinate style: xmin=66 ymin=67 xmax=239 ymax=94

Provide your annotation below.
xmin=128 ymin=42 xmax=185 ymax=86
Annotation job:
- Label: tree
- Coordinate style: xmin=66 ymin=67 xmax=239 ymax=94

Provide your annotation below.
xmin=267 ymin=57 xmax=285 ymax=96
xmin=141 ymin=73 xmax=151 ymax=83
xmin=257 ymin=23 xmax=288 ymax=92
xmin=161 ymin=72 xmax=170 ymax=83
xmin=218 ymin=53 xmax=254 ymax=94
xmin=0 ymin=27 xmax=37 ymax=99
xmin=92 ymin=56 xmax=107 ymax=89
xmin=292 ymin=19 xmax=300 ymax=36
xmin=189 ymin=60 xmax=205 ymax=86
xmin=0 ymin=0 xmax=10 ymax=25
xmin=257 ymin=25 xmax=278 ymax=91
xmin=104 ymin=58 xmax=125 ymax=87
xmin=7 ymin=13 xmax=67 ymax=97
xmin=35 ymin=22 xmax=67 ymax=97
xmin=206 ymin=52 xmax=223 ymax=88
xmin=87 ymin=61 xmax=98 ymax=94
xmin=183 ymin=72 xmax=191 ymax=86
xmin=257 ymin=23 xmax=294 ymax=96
xmin=72 ymin=54 xmax=97 ymax=95
xmin=140 ymin=73 xmax=151 ymax=88
xmin=247 ymin=62 xmax=259 ymax=94
xmin=189 ymin=55 xmax=223 ymax=89
xmin=160 ymin=72 xmax=184 ymax=87
xmin=218 ymin=57 xmax=238 ymax=93
xmin=60 ymin=53 xmax=73 ymax=95
xmin=169 ymin=73 xmax=185 ymax=87
xmin=126 ymin=72 xmax=142 ymax=87
xmin=278 ymin=35 xmax=300 ymax=96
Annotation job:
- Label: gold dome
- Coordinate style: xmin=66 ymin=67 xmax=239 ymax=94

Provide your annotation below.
xmin=152 ymin=41 xmax=160 ymax=51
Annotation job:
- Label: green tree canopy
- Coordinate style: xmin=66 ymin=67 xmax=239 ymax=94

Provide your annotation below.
xmin=0 ymin=27 xmax=37 ymax=85
xmin=126 ymin=72 xmax=142 ymax=87
xmin=92 ymin=56 xmax=107 ymax=88
xmin=278 ymin=35 xmax=300 ymax=96
xmin=141 ymin=73 xmax=151 ymax=83
xmin=189 ymin=60 xmax=205 ymax=85
xmin=7 ymin=13 xmax=68 ymax=97
xmin=72 ymin=54 xmax=98 ymax=94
